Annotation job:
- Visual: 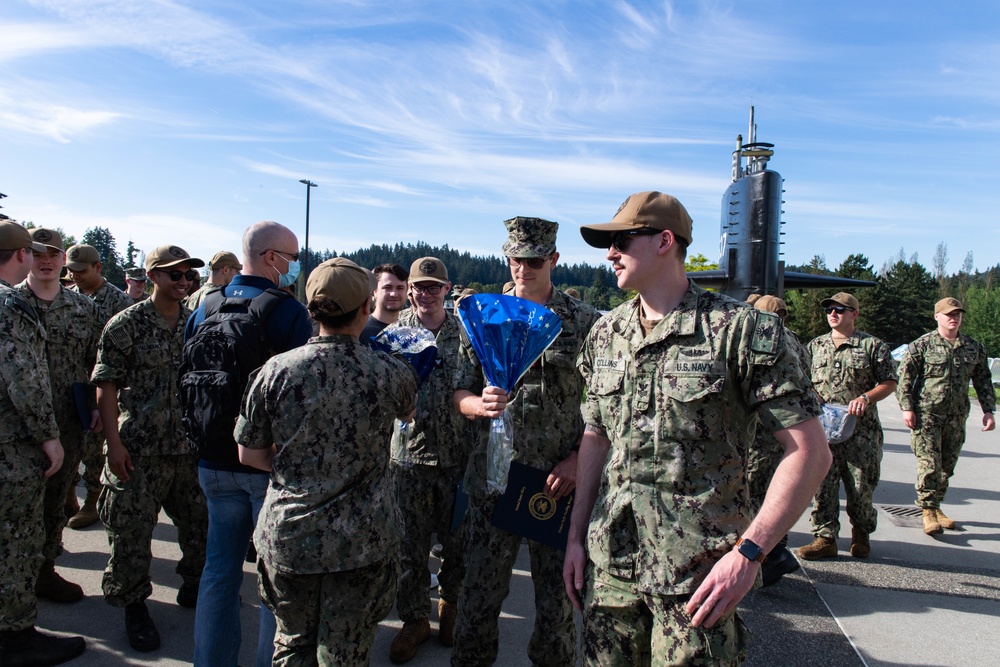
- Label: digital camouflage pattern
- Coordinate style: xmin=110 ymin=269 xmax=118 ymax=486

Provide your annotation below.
xmin=578 ymin=284 xmax=821 ymax=597
xmin=91 ymin=299 xmax=192 ymax=456
xmin=258 ymin=557 xmax=396 ymax=667
xmin=584 ymin=564 xmax=749 ymax=666
xmin=98 ymin=454 xmax=206 ymax=606
xmin=184 ymin=281 xmax=221 ymax=311
xmin=501 ymin=216 xmax=558 ymax=258
xmin=16 ymin=283 xmax=101 ymax=560
xmin=454 ymin=286 xmax=601 ymax=497
xmin=807 ymin=331 xmax=896 ymax=538
xmin=386 ymin=310 xmax=469 ymax=624
xmin=236 ymin=334 xmax=416 ymax=575
xmin=451 ymin=286 xmax=598 ymax=667
xmin=896 ymin=330 xmax=996 ymax=508
xmin=71 ymin=278 xmax=133 ymax=491
xmin=0 ymin=279 xmax=58 ymax=632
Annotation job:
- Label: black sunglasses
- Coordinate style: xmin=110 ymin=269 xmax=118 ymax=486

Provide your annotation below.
xmin=824 ymin=305 xmax=853 ymax=314
xmin=259 ymin=249 xmax=300 ymax=262
xmin=154 ymin=268 xmax=199 ymax=282
xmin=507 ymin=256 xmax=550 ymax=270
xmin=610 ymin=228 xmax=660 ymax=252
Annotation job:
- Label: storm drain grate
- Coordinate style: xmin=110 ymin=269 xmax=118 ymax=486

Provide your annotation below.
xmin=877 ymin=504 xmax=924 ymax=528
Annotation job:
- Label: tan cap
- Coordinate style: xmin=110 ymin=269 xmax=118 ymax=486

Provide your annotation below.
xmin=144 ymin=245 xmax=204 ymax=271
xmin=502 ymin=217 xmax=558 ymax=257
xmin=409 ymin=257 xmax=449 ymax=285
xmin=30 ymin=228 xmax=64 ymax=253
xmin=0 ymin=220 xmax=45 ymax=252
xmin=935 ymin=297 xmax=964 ymax=315
xmin=820 ymin=292 xmax=859 ymax=311
xmin=580 ymin=191 xmax=693 ymax=248
xmin=209 ymin=250 xmax=242 ymax=270
xmin=306 ymin=257 xmax=376 ymax=315
xmin=66 ymin=244 xmax=101 ymax=270
xmin=755 ymin=295 xmax=787 ymax=314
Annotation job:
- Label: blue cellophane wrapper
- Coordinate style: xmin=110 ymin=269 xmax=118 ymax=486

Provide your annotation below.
xmin=820 ymin=403 xmax=857 ymax=444
xmin=373 ymin=327 xmax=438 ymax=463
xmin=457 ymin=294 xmax=562 ymax=494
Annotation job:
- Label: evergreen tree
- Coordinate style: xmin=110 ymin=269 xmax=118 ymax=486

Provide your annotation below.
xmin=866 ymin=259 xmax=937 ymax=348
xmin=784 ymin=255 xmax=832 ymax=342
xmin=962 ymin=286 xmax=1000 ymax=357
xmin=81 ymin=227 xmax=126 ymax=288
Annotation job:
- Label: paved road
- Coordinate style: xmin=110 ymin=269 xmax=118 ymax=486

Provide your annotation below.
xmin=45 ymin=400 xmax=998 ymax=665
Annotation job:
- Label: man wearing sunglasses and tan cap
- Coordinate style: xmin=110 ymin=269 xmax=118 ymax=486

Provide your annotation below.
xmin=91 ymin=244 xmax=209 ymax=653
xmin=451 ymin=217 xmax=600 ymax=667
xmin=799 ymin=292 xmax=897 ymax=561
xmin=184 ymin=250 xmax=242 ymax=311
xmin=564 ymin=191 xmax=830 ymax=665
xmin=0 ymin=220 xmax=87 ymax=665
xmin=896 ymin=297 xmax=995 ymax=535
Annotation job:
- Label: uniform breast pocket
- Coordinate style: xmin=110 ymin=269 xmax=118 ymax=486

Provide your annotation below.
xmin=591 ymin=369 xmax=625 ymax=436
xmin=924 ymin=350 xmax=948 ymax=377
xmin=656 ymin=373 xmax=727 ymax=462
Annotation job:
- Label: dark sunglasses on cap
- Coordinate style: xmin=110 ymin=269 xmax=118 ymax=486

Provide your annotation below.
xmin=507 ymin=256 xmax=551 ymax=270
xmin=610 ymin=228 xmax=661 ymax=252
xmin=154 ymin=268 xmax=199 ymax=282
xmin=824 ymin=305 xmax=853 ymax=314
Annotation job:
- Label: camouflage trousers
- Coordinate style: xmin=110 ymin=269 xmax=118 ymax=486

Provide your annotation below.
xmin=99 ymin=454 xmax=207 ymax=607
xmin=41 ymin=418 xmax=86 ymax=561
xmin=451 ymin=495 xmax=576 ymax=667
xmin=0 ymin=444 xmax=47 ymax=632
xmin=583 ymin=565 xmax=749 ymax=666
xmin=79 ymin=432 xmax=105 ymax=493
xmin=910 ymin=411 xmax=968 ymax=509
xmin=392 ymin=462 xmax=466 ymax=622
xmin=810 ymin=427 xmax=883 ymax=539
xmin=258 ymin=557 xmax=396 ymax=667
xmin=746 ymin=433 xmax=787 ymax=550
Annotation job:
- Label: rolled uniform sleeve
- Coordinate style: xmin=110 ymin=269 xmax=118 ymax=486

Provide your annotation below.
xmin=91 ymin=312 xmax=133 ymax=387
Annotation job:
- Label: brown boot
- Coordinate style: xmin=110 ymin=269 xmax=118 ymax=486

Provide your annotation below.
xmin=923 ymin=509 xmax=943 ymax=535
xmin=935 ymin=508 xmax=957 ymax=530
xmin=64 ymin=485 xmax=80 ymax=519
xmin=849 ymin=528 xmax=870 ymax=558
xmin=389 ymin=618 xmax=430 ymax=664
xmin=797 ymin=536 xmax=838 ymax=560
xmin=68 ymin=490 xmax=100 ymax=529
xmin=437 ymin=599 xmax=457 ymax=647
xmin=35 ymin=561 xmax=84 ymax=603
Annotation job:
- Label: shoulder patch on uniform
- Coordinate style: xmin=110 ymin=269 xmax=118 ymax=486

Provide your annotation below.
xmin=750 ymin=311 xmax=781 ymax=356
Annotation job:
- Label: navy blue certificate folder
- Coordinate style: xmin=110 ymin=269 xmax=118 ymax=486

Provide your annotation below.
xmin=490 ymin=461 xmax=575 ymax=551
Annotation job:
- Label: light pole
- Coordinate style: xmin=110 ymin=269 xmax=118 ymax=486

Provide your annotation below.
xmin=299 ymin=179 xmax=317 ymax=283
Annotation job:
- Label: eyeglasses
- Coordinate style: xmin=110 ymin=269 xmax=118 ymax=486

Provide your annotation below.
xmin=154 ymin=269 xmax=199 ymax=282
xmin=411 ymin=284 xmax=444 ymax=296
xmin=610 ymin=228 xmax=660 ymax=252
xmin=507 ymin=256 xmax=551 ymax=270
xmin=824 ymin=306 xmax=853 ymax=315
xmin=260 ymin=249 xmax=300 ymax=262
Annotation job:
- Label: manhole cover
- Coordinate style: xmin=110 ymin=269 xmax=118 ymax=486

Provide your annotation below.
xmin=877 ymin=504 xmax=923 ymax=528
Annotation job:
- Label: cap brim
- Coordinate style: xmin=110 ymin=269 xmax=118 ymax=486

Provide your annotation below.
xmin=939 ymin=308 xmax=965 ymax=315
xmin=30 ymin=241 xmax=46 ymax=252
xmin=820 ymin=298 xmax=850 ymax=308
xmin=66 ymin=261 xmax=88 ymax=271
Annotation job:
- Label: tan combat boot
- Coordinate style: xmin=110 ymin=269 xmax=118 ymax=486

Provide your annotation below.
xmin=797 ymin=536 xmax=838 ymax=560
xmin=68 ymin=490 xmax=100 ymax=529
xmin=64 ymin=486 xmax=80 ymax=519
xmin=389 ymin=618 xmax=430 ymax=664
xmin=935 ymin=508 xmax=957 ymax=530
xmin=35 ymin=561 xmax=83 ymax=603
xmin=849 ymin=527 xmax=870 ymax=558
xmin=438 ymin=599 xmax=457 ymax=647
xmin=922 ymin=509 xmax=942 ymax=535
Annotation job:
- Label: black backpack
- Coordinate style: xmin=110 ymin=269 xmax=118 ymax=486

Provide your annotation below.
xmin=179 ymin=286 xmax=290 ymax=467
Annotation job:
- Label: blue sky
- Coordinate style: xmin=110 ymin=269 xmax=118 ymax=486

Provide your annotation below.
xmin=3 ymin=1 xmax=998 ymax=276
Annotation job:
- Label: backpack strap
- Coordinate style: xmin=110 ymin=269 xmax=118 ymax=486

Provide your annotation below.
xmin=199 ymin=286 xmax=229 ymax=319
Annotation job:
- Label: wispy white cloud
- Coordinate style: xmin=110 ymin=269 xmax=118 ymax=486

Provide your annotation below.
xmin=0 ymin=91 xmax=122 ymax=142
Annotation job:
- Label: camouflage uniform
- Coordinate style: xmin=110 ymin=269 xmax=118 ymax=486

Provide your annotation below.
xmin=388 ymin=310 xmax=469 ymax=624
xmin=896 ymin=331 xmax=995 ymax=509
xmin=184 ymin=281 xmax=220 ymax=311
xmin=236 ymin=334 xmax=416 ymax=666
xmin=16 ymin=283 xmax=101 ymax=560
xmin=0 ymin=279 xmax=59 ymax=632
xmin=578 ymin=284 xmax=821 ymax=665
xmin=91 ymin=299 xmax=207 ymax=607
xmin=451 ymin=285 xmax=600 ymax=667
xmin=69 ymin=279 xmax=133 ymax=494
xmin=807 ymin=331 xmax=896 ymax=539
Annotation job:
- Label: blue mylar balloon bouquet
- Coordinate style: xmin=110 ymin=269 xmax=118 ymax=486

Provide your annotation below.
xmin=457 ymin=294 xmax=562 ymax=494
xmin=372 ymin=326 xmax=439 ymax=460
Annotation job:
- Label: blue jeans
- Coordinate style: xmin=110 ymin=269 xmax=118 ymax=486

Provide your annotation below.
xmin=194 ymin=467 xmax=276 ymax=667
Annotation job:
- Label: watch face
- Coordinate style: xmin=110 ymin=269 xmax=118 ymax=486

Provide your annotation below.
xmin=739 ymin=539 xmax=763 ymax=562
